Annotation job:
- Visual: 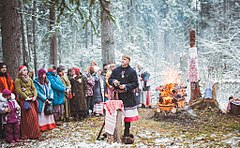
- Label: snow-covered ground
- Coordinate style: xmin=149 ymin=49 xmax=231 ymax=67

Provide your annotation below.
xmin=1 ymin=109 xmax=239 ymax=147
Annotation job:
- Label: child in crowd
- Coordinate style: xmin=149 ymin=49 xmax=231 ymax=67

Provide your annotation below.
xmin=0 ymin=89 xmax=20 ymax=144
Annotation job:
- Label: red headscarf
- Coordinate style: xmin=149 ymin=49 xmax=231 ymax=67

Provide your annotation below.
xmin=73 ymin=67 xmax=80 ymax=76
xmin=18 ymin=65 xmax=27 ymax=74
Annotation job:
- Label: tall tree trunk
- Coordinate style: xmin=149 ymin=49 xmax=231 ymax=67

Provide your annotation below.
xmin=101 ymin=0 xmax=115 ymax=65
xmin=92 ymin=8 xmax=99 ymax=45
xmin=32 ymin=0 xmax=37 ymax=72
xmin=91 ymin=27 xmax=94 ymax=45
xmin=1 ymin=0 xmax=21 ymax=79
xmin=49 ymin=0 xmax=57 ymax=66
xmin=163 ymin=0 xmax=168 ymax=61
xmin=58 ymin=35 xmax=62 ymax=64
xmin=19 ymin=0 xmax=28 ymax=67
xmin=26 ymin=7 xmax=32 ymax=63
xmin=85 ymin=23 xmax=88 ymax=48
xmin=72 ymin=31 xmax=76 ymax=52
xmin=128 ymin=0 xmax=134 ymax=44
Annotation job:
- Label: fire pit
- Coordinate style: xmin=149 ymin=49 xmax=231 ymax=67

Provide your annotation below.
xmin=156 ymin=83 xmax=187 ymax=113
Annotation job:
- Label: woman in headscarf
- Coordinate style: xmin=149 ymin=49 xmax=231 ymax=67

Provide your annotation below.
xmin=34 ymin=68 xmax=56 ymax=131
xmin=46 ymin=66 xmax=66 ymax=125
xmin=15 ymin=65 xmax=41 ymax=139
xmin=70 ymin=67 xmax=88 ymax=120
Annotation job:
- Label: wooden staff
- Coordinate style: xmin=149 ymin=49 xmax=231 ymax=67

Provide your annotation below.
xmin=96 ymin=120 xmax=105 ymax=140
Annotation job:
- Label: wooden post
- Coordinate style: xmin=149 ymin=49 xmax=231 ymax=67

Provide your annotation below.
xmin=189 ymin=29 xmax=201 ymax=103
xmin=212 ymin=83 xmax=218 ymax=101
xmin=114 ymin=109 xmax=123 ymax=143
xmin=212 ymin=83 xmax=220 ymax=107
xmin=107 ymin=109 xmax=123 ymax=144
xmin=190 ymin=30 xmax=196 ymax=48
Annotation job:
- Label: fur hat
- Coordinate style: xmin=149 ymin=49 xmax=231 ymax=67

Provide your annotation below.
xmin=38 ymin=68 xmax=46 ymax=78
xmin=122 ymin=55 xmax=131 ymax=61
xmin=2 ymin=89 xmax=11 ymax=97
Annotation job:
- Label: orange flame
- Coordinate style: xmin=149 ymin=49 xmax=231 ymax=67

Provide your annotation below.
xmin=157 ymin=83 xmax=186 ymax=111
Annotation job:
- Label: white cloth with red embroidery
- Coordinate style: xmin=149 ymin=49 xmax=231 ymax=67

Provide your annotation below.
xmin=104 ymin=100 xmax=123 ymax=135
xmin=188 ymin=58 xmax=199 ymax=82
xmin=93 ymin=102 xmax=105 ymax=115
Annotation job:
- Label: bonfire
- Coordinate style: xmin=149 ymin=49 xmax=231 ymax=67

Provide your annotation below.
xmin=156 ymin=83 xmax=187 ymax=113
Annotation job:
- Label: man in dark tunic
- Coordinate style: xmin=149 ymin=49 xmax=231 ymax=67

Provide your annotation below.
xmin=109 ymin=55 xmax=139 ymax=137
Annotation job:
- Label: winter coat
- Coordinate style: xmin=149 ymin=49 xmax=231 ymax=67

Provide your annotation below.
xmin=109 ymin=65 xmax=139 ymax=108
xmin=0 ymin=94 xmax=20 ymax=124
xmin=85 ymin=76 xmax=95 ymax=97
xmin=33 ymin=77 xmax=54 ymax=113
xmin=0 ymin=73 xmax=15 ymax=93
xmin=92 ymin=74 xmax=104 ymax=103
xmin=60 ymin=75 xmax=71 ymax=89
xmin=46 ymin=72 xmax=66 ymax=106
xmin=60 ymin=75 xmax=71 ymax=99
xmin=70 ymin=75 xmax=88 ymax=111
xmin=15 ymin=77 xmax=37 ymax=100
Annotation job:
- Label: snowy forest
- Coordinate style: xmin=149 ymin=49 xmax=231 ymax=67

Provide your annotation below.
xmin=1 ymin=0 xmax=240 ymax=109
xmin=0 ymin=0 xmax=239 ymax=147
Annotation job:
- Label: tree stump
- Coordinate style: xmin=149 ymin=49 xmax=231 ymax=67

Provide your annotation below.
xmin=189 ymin=82 xmax=202 ymax=104
xmin=189 ymin=82 xmax=220 ymax=111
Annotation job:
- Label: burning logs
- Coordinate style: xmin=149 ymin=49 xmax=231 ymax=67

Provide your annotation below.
xmin=156 ymin=83 xmax=187 ymax=113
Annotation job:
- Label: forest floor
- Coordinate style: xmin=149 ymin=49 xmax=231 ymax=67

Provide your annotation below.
xmin=1 ymin=106 xmax=240 ymax=147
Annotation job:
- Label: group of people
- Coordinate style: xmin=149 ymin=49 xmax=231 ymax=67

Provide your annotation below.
xmin=0 ymin=55 xmax=141 ymax=144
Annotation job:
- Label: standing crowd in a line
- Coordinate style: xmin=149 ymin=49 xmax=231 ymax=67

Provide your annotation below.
xmin=0 ymin=61 xmax=120 ymax=144
xmin=0 ymin=55 xmax=150 ymax=144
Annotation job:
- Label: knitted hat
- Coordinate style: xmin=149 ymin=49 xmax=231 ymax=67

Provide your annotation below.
xmin=38 ymin=68 xmax=46 ymax=78
xmin=18 ymin=65 xmax=27 ymax=74
xmin=122 ymin=55 xmax=131 ymax=61
xmin=2 ymin=89 xmax=11 ymax=97
xmin=73 ymin=67 xmax=80 ymax=75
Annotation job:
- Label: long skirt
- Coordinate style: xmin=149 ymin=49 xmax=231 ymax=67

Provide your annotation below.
xmin=38 ymin=104 xmax=56 ymax=131
xmin=140 ymin=91 xmax=146 ymax=106
xmin=64 ymin=97 xmax=71 ymax=119
xmin=124 ymin=106 xmax=139 ymax=122
xmin=53 ymin=104 xmax=65 ymax=121
xmin=20 ymin=100 xmax=41 ymax=139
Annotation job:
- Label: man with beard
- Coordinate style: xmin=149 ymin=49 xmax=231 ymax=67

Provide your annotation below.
xmin=109 ymin=55 xmax=139 ymax=144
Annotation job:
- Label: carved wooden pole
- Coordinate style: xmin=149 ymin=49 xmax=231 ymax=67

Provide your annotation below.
xmin=189 ymin=29 xmax=201 ymax=103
